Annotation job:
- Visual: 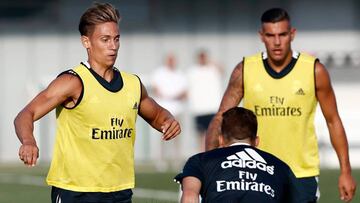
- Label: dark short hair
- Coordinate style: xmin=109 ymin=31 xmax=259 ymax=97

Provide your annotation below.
xmin=261 ymin=8 xmax=290 ymax=23
xmin=79 ymin=3 xmax=121 ymax=36
xmin=221 ymin=107 xmax=258 ymax=141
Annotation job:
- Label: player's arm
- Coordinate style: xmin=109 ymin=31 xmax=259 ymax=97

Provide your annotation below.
xmin=14 ymin=73 xmax=82 ymax=167
xmin=181 ymin=176 xmax=201 ymax=203
xmin=315 ymin=61 xmax=356 ymax=202
xmin=138 ymin=82 xmax=181 ymax=140
xmin=206 ymin=62 xmax=244 ymax=150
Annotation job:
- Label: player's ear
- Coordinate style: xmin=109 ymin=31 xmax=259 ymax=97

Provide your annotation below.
xmin=259 ymin=27 xmax=265 ymax=43
xmin=290 ymin=27 xmax=296 ymax=41
xmin=81 ymin=35 xmax=90 ymax=49
xmin=254 ymin=136 xmax=260 ymax=147
xmin=218 ymin=135 xmax=225 ymax=147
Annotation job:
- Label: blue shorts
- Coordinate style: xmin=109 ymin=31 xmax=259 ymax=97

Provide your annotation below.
xmin=297 ymin=176 xmax=320 ymax=203
xmin=51 ymin=186 xmax=132 ymax=203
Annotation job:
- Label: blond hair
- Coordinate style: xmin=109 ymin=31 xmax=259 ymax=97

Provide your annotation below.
xmin=78 ymin=2 xmax=121 ymax=36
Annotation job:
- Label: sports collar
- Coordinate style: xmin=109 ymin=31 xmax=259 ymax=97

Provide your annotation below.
xmin=229 ymin=142 xmax=251 ymax=146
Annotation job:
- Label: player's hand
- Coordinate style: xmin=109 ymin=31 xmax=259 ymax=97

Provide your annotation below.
xmin=161 ymin=117 xmax=181 ymax=141
xmin=338 ymin=172 xmax=356 ymax=202
xmin=19 ymin=143 xmax=39 ymax=167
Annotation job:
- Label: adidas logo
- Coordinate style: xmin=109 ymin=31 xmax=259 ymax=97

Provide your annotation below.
xmin=221 ymin=148 xmax=274 ymax=175
xmin=295 ymin=88 xmax=305 ymax=95
xmin=133 ymin=102 xmax=138 ymax=110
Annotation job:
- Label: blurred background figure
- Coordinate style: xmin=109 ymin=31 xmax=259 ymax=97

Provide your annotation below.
xmin=151 ymin=53 xmax=187 ymax=117
xmin=150 ymin=53 xmax=187 ymax=170
xmin=187 ymin=50 xmax=223 ymax=152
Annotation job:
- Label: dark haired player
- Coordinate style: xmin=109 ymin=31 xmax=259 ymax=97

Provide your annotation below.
xmin=206 ymin=8 xmax=356 ymax=202
xmin=176 ymin=107 xmax=301 ymax=203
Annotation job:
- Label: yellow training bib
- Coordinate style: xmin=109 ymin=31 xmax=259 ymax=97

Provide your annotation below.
xmin=46 ymin=64 xmax=141 ymax=192
xmin=243 ymin=52 xmax=319 ymax=178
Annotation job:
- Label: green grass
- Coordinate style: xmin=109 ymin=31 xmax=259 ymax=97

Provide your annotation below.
xmin=0 ymin=164 xmax=179 ymax=203
xmin=0 ymin=183 xmax=50 ymax=203
xmin=0 ymin=164 xmax=359 ymax=203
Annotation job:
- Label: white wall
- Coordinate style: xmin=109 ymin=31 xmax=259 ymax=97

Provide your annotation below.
xmin=316 ymin=83 xmax=360 ymax=168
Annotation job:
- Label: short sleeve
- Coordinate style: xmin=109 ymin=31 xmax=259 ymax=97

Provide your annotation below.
xmin=174 ymin=154 xmax=204 ymax=184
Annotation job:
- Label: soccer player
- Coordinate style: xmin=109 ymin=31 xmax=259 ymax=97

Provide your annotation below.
xmin=14 ymin=3 xmax=180 ymax=203
xmin=206 ymin=8 xmax=356 ymax=202
xmin=175 ymin=107 xmax=302 ymax=203
xmin=187 ymin=50 xmax=223 ymax=151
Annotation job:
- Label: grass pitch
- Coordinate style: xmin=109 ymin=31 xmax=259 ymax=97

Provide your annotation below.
xmin=0 ymin=164 xmax=358 ymax=203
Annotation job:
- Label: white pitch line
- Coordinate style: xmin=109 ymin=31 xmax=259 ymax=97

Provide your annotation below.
xmin=133 ymin=188 xmax=179 ymax=201
xmin=0 ymin=173 xmax=179 ymax=201
xmin=0 ymin=173 xmax=45 ymax=186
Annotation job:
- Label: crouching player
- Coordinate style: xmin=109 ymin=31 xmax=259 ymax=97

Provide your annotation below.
xmin=175 ymin=107 xmax=303 ymax=203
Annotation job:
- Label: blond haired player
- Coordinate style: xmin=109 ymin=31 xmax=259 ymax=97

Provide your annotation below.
xmin=14 ymin=3 xmax=180 ymax=202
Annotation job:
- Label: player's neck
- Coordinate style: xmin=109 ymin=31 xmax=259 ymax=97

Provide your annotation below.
xmin=267 ymin=51 xmax=293 ymax=73
xmin=87 ymin=60 xmax=114 ymax=82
